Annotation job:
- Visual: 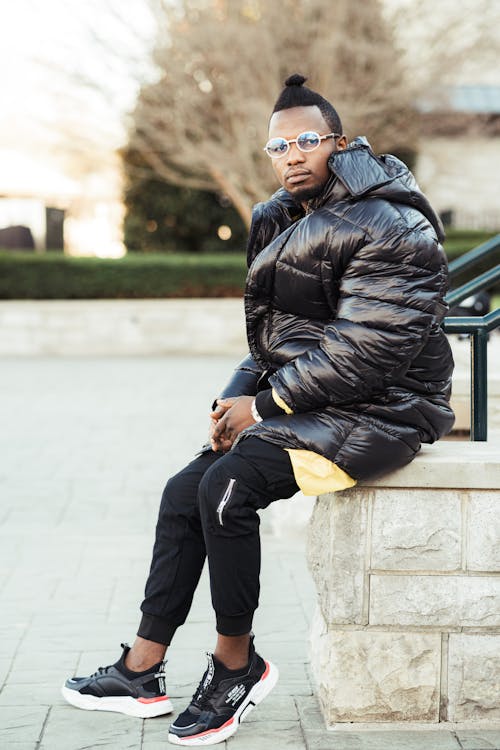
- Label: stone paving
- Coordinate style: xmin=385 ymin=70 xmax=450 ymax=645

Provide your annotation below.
xmin=1 ymin=355 xmax=499 ymax=750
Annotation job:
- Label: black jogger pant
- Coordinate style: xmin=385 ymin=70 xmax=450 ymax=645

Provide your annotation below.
xmin=137 ymin=437 xmax=299 ymax=646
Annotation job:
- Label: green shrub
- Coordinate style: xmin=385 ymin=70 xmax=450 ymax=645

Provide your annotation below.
xmin=0 ymin=229 xmax=498 ymax=299
xmin=444 ymin=231 xmax=500 ymax=297
xmin=443 ymin=229 xmax=497 ymax=260
xmin=0 ymin=252 xmax=247 ymax=299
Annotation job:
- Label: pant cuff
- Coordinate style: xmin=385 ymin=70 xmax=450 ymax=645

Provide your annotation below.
xmin=137 ymin=612 xmax=178 ymax=646
xmin=216 ymin=612 xmax=254 ymax=636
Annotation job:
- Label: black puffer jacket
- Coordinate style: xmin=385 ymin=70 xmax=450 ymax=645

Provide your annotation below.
xmin=218 ymin=138 xmax=455 ymax=481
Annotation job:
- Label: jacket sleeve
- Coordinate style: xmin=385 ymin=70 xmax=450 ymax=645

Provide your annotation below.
xmin=214 ymin=354 xmax=264 ymax=407
xmin=268 ymin=219 xmax=449 ymax=412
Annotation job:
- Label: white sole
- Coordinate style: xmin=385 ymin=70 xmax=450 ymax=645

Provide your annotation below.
xmin=168 ymin=660 xmax=279 ymax=746
xmin=61 ymin=684 xmax=174 ymax=718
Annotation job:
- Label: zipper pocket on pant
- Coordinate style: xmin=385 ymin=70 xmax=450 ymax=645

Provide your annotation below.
xmin=216 ymin=478 xmax=236 ymax=527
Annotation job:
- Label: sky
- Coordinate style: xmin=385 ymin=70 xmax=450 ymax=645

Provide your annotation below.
xmin=0 ymin=0 xmax=157 ymax=157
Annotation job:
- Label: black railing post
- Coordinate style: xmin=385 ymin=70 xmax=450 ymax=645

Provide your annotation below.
xmin=471 ymin=329 xmax=488 ymax=441
xmin=443 ymin=310 xmax=499 ymax=441
xmin=443 ymin=235 xmax=499 ymax=441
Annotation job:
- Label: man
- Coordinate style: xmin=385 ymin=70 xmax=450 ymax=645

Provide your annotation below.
xmin=62 ymin=74 xmax=455 ymax=746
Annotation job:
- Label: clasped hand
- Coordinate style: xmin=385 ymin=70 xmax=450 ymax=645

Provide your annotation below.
xmin=209 ymin=395 xmax=256 ymax=452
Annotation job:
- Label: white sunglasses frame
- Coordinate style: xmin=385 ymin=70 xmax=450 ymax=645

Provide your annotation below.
xmin=263 ymin=131 xmax=341 ymax=159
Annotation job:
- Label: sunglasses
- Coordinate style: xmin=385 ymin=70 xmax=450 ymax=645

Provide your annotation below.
xmin=264 ymin=131 xmax=341 ymax=159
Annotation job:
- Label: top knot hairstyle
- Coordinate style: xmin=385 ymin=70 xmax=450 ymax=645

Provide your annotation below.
xmin=272 ymin=74 xmax=342 ymax=134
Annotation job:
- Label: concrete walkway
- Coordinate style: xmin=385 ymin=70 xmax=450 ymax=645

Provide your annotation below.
xmin=1 ymin=356 xmax=499 ymax=750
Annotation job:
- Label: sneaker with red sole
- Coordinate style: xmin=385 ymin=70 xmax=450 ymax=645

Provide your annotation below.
xmin=61 ymin=642 xmax=173 ymax=718
xmin=168 ymin=636 xmax=278 ymax=746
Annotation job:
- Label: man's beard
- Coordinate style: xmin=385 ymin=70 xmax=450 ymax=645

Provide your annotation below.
xmin=288 ymin=180 xmax=326 ymax=203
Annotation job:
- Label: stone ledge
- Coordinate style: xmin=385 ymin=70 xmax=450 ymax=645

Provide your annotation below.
xmin=370 ymin=488 xmax=462 ymax=571
xmin=324 ymin=721 xmax=500 ymax=731
xmin=448 ymin=634 xmax=500 ymax=722
xmin=310 ymin=608 xmax=441 ymax=723
xmin=309 ymin=441 xmax=500 ymax=724
xmin=369 ymin=574 xmax=500 ymax=627
xmin=363 ymin=441 xmax=500 ymax=489
xmin=312 ymin=622 xmax=500 ymax=633
xmin=0 ymin=299 xmax=247 ymax=356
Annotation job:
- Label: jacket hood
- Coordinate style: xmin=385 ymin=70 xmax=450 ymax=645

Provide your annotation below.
xmin=322 ymin=136 xmax=445 ymax=242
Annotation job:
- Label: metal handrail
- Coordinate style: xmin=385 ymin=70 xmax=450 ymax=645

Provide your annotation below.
xmin=443 ymin=232 xmax=500 ymax=441
xmin=446 ymin=266 xmax=500 ymax=308
xmin=448 ymin=233 xmax=500 ymax=278
xmin=443 ymin=309 xmax=500 ymax=334
xmin=442 ymin=312 xmax=499 ymax=441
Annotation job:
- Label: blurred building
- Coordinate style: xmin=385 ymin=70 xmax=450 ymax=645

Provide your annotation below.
xmin=0 ymin=149 xmax=125 ymax=257
xmin=417 ymin=85 xmax=500 ymax=230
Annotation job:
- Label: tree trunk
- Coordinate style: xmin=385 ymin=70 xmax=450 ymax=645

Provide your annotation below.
xmin=208 ymin=165 xmax=253 ymax=230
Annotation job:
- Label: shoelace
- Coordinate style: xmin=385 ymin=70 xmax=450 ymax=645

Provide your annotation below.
xmin=192 ymin=681 xmax=217 ymax=710
xmin=191 ymin=653 xmax=217 ymax=709
xmin=90 ymin=665 xmax=112 ymax=678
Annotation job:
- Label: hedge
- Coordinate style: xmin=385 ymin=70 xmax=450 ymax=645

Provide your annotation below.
xmin=443 ymin=230 xmax=500 ymax=294
xmin=441 ymin=229 xmax=497 ymax=259
xmin=0 ymin=252 xmax=247 ymax=299
xmin=0 ymin=229 xmax=498 ymax=299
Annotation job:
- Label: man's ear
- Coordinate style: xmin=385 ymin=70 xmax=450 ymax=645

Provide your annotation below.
xmin=336 ymin=135 xmax=348 ymax=151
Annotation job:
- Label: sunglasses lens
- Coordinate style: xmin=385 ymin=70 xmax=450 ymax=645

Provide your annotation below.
xmin=265 ymin=138 xmax=288 ymax=157
xmin=297 ymin=132 xmax=321 ymax=151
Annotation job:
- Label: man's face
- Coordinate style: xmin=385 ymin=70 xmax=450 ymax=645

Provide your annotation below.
xmin=267 ymin=105 xmax=346 ymax=205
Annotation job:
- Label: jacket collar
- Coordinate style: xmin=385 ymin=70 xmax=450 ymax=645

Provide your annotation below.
xmin=304 ymin=136 xmax=445 ymax=241
xmin=248 ymin=136 xmax=445 ymax=265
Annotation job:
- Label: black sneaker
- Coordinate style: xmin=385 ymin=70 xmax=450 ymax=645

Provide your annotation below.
xmin=61 ymin=643 xmax=173 ymax=718
xmin=168 ymin=637 xmax=278 ymax=746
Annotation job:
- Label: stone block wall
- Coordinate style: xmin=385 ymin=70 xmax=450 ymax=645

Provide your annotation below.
xmin=0 ymin=299 xmax=247 ymax=356
xmin=307 ymin=441 xmax=500 ymax=726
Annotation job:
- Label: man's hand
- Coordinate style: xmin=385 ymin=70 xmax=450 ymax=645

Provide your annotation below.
xmin=208 ymin=400 xmax=233 ymax=453
xmin=209 ymin=396 xmax=256 ymax=452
